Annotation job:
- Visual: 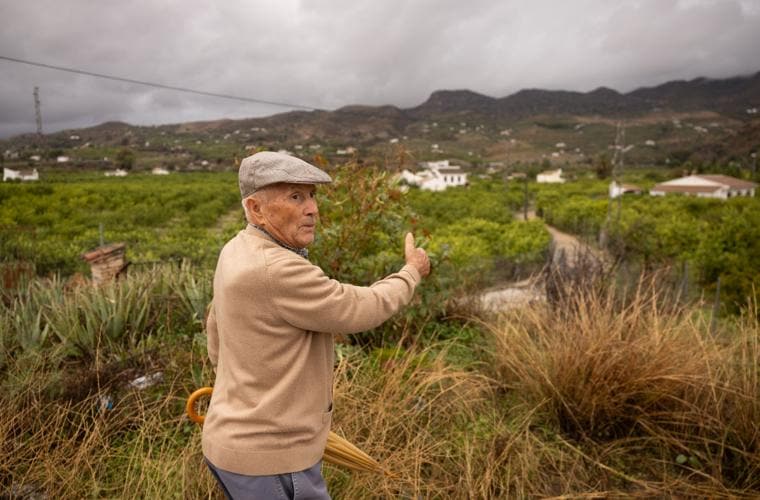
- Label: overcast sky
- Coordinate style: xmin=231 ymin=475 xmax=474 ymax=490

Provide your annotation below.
xmin=1 ymin=0 xmax=759 ymax=138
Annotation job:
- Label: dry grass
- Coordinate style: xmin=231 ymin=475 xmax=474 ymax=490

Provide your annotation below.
xmin=490 ymin=274 xmax=760 ymax=497
xmin=326 ymin=342 xmax=495 ymax=497
xmin=0 ymin=346 xmax=220 ymax=499
xmin=1 ymin=267 xmax=758 ymax=498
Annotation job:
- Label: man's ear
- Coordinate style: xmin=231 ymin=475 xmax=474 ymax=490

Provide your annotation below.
xmin=245 ymin=196 xmax=264 ymax=223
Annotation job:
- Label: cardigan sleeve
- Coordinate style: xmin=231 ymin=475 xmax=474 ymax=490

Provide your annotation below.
xmin=267 ymin=254 xmax=421 ymax=335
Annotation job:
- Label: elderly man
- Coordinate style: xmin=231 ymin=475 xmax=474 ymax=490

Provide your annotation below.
xmin=203 ymin=151 xmax=430 ymax=499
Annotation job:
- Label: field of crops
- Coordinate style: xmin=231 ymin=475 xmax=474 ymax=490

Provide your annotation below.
xmin=0 ymin=172 xmax=243 ymax=276
xmin=1 ymin=164 xmax=758 ymax=497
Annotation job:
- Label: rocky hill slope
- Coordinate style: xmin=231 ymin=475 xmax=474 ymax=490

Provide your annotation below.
xmin=3 ymin=71 xmax=759 ymax=170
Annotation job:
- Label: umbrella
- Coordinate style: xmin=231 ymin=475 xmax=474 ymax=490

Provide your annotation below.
xmin=186 ymin=387 xmax=389 ymax=475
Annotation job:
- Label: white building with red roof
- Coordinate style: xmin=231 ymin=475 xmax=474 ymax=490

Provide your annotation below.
xmin=650 ymin=175 xmax=756 ymax=199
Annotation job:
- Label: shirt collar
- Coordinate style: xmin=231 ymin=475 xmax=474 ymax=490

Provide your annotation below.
xmin=248 ymin=223 xmax=309 ymax=259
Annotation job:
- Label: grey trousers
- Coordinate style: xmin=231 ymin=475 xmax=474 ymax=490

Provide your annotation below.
xmin=205 ymin=458 xmax=331 ymax=500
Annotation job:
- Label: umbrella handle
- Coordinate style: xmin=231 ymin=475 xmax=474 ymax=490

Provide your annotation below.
xmin=186 ymin=386 xmax=214 ymax=424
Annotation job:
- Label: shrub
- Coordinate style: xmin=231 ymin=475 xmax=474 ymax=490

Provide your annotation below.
xmin=490 ymin=277 xmax=760 ymax=492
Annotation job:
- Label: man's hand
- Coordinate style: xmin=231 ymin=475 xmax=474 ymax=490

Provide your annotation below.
xmin=404 ymin=232 xmax=430 ymax=278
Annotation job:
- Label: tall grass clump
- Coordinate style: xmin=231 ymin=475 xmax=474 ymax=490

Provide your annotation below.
xmin=490 ymin=273 xmax=760 ymax=496
xmin=325 ymin=342 xmax=495 ymax=498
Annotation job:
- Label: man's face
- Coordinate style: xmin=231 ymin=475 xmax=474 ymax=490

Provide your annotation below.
xmin=257 ymin=183 xmax=319 ymax=248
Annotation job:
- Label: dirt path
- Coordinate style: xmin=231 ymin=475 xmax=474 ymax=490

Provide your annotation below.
xmin=480 ymin=213 xmax=608 ymax=312
xmin=515 ymin=209 xmax=606 ymax=265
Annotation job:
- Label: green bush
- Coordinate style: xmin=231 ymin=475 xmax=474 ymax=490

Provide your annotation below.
xmin=0 ymin=173 xmax=241 ymax=275
xmin=407 ymin=179 xmax=523 ymax=231
xmin=429 ymin=218 xmax=549 ymax=270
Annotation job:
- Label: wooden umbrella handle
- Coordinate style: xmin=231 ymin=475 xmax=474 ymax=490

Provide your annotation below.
xmin=186 ymin=386 xmax=214 ymax=424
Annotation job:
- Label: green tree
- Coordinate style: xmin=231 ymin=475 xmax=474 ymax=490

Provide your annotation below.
xmin=116 ymin=149 xmax=136 ymax=170
xmin=595 ymin=154 xmax=612 ymax=180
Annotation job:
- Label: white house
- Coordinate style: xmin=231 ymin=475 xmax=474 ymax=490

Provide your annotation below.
xmin=609 ymin=181 xmax=642 ymax=199
xmin=650 ymin=175 xmax=757 ymax=199
xmin=151 ymin=167 xmax=170 ymax=175
xmin=400 ymin=160 xmax=468 ymax=191
xmin=104 ymin=169 xmax=128 ymax=177
xmin=56 ymin=156 xmax=70 ymax=163
xmin=537 ymin=168 xmax=565 ymax=184
xmin=3 ymin=168 xmax=39 ymax=182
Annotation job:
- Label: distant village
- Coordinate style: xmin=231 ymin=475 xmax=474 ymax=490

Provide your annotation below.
xmin=3 ymin=156 xmax=757 ymax=200
xmin=395 ymin=161 xmax=756 ymax=199
xmin=3 ymin=125 xmax=757 ymax=200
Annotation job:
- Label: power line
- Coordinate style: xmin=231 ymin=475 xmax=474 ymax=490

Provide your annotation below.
xmin=0 ymin=55 xmax=322 ymax=112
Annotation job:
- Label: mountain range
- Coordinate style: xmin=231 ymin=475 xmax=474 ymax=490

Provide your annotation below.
xmin=409 ymin=71 xmax=760 ymax=118
xmin=3 ymin=70 xmax=759 ymax=169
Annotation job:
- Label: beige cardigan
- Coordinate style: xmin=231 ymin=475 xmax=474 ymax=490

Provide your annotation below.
xmin=202 ymin=226 xmax=421 ymax=475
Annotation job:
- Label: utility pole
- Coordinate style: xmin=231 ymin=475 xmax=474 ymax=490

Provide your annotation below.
xmin=601 ymin=122 xmax=625 ymax=247
xmin=33 ymin=86 xmax=43 ymax=137
xmin=616 ymin=125 xmax=626 ymax=227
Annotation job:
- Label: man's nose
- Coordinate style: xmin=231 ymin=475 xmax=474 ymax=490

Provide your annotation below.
xmin=304 ymin=198 xmax=318 ymax=215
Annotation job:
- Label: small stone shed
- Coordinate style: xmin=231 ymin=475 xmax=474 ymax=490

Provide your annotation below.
xmin=81 ymin=243 xmax=129 ymax=286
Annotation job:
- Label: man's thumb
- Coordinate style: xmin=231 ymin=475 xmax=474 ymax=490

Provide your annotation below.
xmin=404 ymin=232 xmax=415 ymax=255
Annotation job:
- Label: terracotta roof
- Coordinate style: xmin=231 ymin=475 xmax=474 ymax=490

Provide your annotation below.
xmin=695 ymin=175 xmax=757 ymax=189
xmin=651 ymin=184 xmax=721 ymax=194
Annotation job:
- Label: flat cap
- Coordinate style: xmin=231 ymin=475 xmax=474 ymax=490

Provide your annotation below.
xmin=239 ymin=151 xmax=332 ymax=198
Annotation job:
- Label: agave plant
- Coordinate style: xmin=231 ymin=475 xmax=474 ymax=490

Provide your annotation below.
xmin=163 ymin=261 xmax=212 ymax=325
xmin=43 ymin=274 xmax=155 ymax=358
xmin=6 ymin=278 xmax=63 ymax=354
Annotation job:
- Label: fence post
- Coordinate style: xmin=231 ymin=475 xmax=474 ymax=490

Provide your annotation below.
xmin=711 ymin=276 xmax=721 ymax=333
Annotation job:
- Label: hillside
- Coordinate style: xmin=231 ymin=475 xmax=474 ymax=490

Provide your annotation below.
xmin=2 ymin=71 xmax=759 ymax=171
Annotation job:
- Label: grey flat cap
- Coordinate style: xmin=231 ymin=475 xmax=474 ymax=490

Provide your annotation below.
xmin=239 ymin=151 xmax=332 ymax=198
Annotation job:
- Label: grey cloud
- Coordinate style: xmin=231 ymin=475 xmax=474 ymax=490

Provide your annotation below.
xmin=1 ymin=0 xmax=759 ymax=138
